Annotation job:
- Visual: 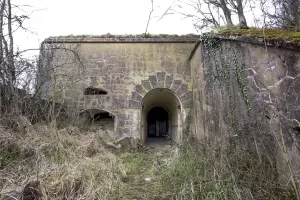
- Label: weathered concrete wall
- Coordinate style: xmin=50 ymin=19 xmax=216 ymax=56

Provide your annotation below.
xmin=191 ymin=37 xmax=300 ymax=184
xmin=39 ymin=36 xmax=197 ymax=142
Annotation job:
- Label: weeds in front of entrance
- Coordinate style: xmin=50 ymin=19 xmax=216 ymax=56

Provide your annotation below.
xmin=159 ymin=137 xmax=298 ymax=200
xmin=118 ymin=146 xmax=176 ymax=200
xmin=121 ymin=152 xmax=152 ymax=175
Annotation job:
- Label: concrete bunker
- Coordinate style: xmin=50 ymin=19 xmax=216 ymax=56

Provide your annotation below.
xmin=141 ymin=88 xmax=182 ymax=143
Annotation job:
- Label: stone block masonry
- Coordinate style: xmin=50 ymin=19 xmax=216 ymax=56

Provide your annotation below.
xmin=38 ymin=35 xmax=198 ymax=143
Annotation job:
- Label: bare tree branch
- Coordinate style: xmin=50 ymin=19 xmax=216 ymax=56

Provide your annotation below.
xmin=145 ymin=0 xmax=154 ymax=37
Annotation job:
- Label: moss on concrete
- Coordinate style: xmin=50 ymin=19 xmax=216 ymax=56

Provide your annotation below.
xmin=217 ymin=28 xmax=300 ymax=43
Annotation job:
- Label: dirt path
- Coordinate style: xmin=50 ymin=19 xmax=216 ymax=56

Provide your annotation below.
xmin=118 ymin=140 xmax=178 ymax=200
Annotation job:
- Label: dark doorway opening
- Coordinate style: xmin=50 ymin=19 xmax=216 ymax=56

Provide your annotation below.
xmin=147 ymin=107 xmax=168 ymax=138
xmin=84 ymin=87 xmax=108 ymax=95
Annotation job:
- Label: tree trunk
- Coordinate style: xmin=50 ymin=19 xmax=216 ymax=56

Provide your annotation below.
xmin=6 ymin=0 xmax=17 ymax=112
xmin=283 ymin=0 xmax=300 ymax=31
xmin=236 ymin=0 xmax=248 ymax=28
xmin=219 ymin=0 xmax=234 ymax=27
xmin=0 ymin=0 xmax=5 ymax=113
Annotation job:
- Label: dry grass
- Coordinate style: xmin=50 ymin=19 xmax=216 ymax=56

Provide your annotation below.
xmin=0 ymin=121 xmax=125 ymax=200
xmin=159 ymin=137 xmax=298 ymax=200
xmin=118 ymin=145 xmax=179 ymax=200
xmin=0 ymin=117 xmax=177 ymax=200
xmin=0 ymin=117 xmax=298 ymax=200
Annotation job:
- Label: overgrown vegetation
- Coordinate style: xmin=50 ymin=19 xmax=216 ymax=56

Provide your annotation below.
xmin=159 ymin=137 xmax=298 ymax=200
xmin=0 ymin=122 xmax=125 ymax=200
xmin=1 ymin=120 xmax=298 ymax=199
xmin=269 ymin=0 xmax=300 ymax=31
xmin=217 ymin=27 xmax=300 ymax=42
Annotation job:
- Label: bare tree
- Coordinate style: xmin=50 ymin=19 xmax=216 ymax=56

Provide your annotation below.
xmin=145 ymin=0 xmax=154 ymax=37
xmin=207 ymin=0 xmax=233 ymax=27
xmin=192 ymin=0 xmax=220 ymax=29
xmin=228 ymin=0 xmax=248 ymax=28
xmin=269 ymin=0 xmax=300 ymax=31
xmin=182 ymin=0 xmax=220 ymax=30
xmin=159 ymin=0 xmax=226 ymax=31
xmin=0 ymin=0 xmax=37 ymax=114
xmin=0 ymin=0 xmax=17 ymax=111
xmin=165 ymin=0 xmax=251 ymax=31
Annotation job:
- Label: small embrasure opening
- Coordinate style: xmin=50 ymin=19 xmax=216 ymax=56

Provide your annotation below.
xmin=80 ymin=109 xmax=114 ymax=131
xmin=93 ymin=111 xmax=114 ymax=119
xmin=92 ymin=111 xmax=114 ymax=130
xmin=84 ymin=87 xmax=108 ymax=95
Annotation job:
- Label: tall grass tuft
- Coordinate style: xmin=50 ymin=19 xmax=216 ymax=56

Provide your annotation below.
xmin=0 ymin=121 xmax=125 ymax=200
xmin=160 ymin=136 xmax=297 ymax=200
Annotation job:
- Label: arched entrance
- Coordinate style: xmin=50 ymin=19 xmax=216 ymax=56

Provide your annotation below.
xmin=141 ymin=88 xmax=183 ymax=143
xmin=147 ymin=107 xmax=169 ymax=138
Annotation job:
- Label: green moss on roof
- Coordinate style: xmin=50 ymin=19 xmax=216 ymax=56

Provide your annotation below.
xmin=217 ymin=28 xmax=300 ymax=43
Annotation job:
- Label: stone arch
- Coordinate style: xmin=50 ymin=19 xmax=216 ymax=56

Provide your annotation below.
xmin=127 ymin=71 xmax=193 ymax=143
xmin=129 ymin=71 xmax=193 ymax=109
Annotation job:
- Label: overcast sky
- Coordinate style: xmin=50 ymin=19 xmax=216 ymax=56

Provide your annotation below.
xmin=13 ymin=0 xmax=197 ymax=56
xmin=12 ymin=0 xmax=264 ymax=58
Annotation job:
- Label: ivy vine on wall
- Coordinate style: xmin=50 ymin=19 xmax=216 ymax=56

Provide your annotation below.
xmin=201 ymin=33 xmax=250 ymax=108
xmin=200 ymin=33 xmax=251 ymax=135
